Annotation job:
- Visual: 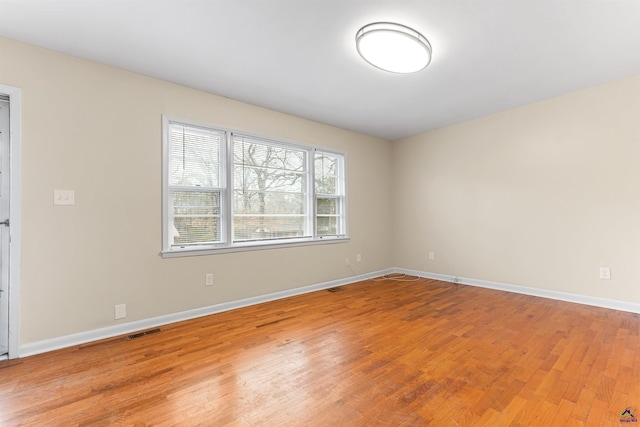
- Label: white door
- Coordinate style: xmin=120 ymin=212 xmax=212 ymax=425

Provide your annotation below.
xmin=0 ymin=95 xmax=9 ymax=357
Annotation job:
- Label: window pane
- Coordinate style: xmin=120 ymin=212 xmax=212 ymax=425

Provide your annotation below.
xmin=315 ymin=152 xmax=339 ymax=195
xmin=234 ymin=216 xmax=306 ymax=241
xmin=233 ymin=135 xmax=308 ymax=242
xmin=172 ymin=191 xmax=221 ymax=245
xmin=317 ymin=216 xmax=338 ymax=236
xmin=317 ymin=197 xmax=336 ymax=215
xmin=234 ymin=191 xmax=304 ymax=215
xmin=234 ymin=139 xmax=305 ymax=171
xmin=315 ymin=151 xmax=344 ymax=237
xmin=173 ymin=216 xmax=221 ymax=245
xmin=173 ymin=191 xmax=220 ymax=214
xmin=170 ymin=123 xmax=222 ymax=188
xmin=234 ymin=168 xmax=304 ymax=192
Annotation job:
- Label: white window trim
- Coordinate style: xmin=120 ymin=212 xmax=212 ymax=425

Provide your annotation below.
xmin=161 ymin=115 xmax=348 ymax=258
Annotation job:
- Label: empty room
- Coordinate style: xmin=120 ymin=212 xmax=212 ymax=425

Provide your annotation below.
xmin=1 ymin=0 xmax=639 ymax=425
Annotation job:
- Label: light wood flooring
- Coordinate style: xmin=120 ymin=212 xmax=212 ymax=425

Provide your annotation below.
xmin=1 ymin=277 xmax=639 ymax=426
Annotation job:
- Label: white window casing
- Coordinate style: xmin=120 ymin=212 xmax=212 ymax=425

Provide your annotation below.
xmin=162 ymin=115 xmax=348 ymax=257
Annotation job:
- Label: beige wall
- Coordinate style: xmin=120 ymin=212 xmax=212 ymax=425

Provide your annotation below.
xmin=3 ymin=33 xmax=639 ymax=346
xmin=392 ymin=74 xmax=640 ymax=302
xmin=0 ymin=37 xmax=393 ymax=344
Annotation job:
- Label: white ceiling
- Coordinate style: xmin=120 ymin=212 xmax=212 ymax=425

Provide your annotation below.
xmin=1 ymin=1 xmax=639 ymax=141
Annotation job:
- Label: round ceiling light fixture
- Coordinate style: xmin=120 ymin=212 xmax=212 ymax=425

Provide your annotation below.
xmin=356 ymin=22 xmax=432 ymax=74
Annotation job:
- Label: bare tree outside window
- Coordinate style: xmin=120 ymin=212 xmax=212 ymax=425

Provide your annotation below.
xmin=233 ymin=136 xmax=307 ymax=241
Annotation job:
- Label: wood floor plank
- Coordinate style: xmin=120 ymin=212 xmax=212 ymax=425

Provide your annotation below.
xmin=1 ymin=277 xmax=639 ymax=425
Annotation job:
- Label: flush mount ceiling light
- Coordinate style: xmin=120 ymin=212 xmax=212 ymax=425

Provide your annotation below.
xmin=356 ymin=22 xmax=432 ymax=74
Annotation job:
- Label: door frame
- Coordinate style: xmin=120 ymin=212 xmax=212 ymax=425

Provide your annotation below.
xmin=0 ymin=84 xmax=22 ymax=359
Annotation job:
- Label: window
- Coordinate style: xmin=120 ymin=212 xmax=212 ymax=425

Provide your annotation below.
xmin=315 ymin=151 xmax=345 ymax=237
xmin=162 ymin=116 xmax=347 ymax=256
xmin=166 ymin=122 xmax=225 ymax=247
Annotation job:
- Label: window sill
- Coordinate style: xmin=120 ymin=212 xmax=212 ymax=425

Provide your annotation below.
xmin=161 ymin=236 xmax=350 ymax=258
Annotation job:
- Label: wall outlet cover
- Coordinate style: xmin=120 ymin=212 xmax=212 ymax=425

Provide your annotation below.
xmin=114 ymin=304 xmax=126 ymax=319
xmin=54 ymin=189 xmax=75 ymax=205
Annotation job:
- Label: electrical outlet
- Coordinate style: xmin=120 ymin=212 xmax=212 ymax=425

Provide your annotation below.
xmin=428 ymin=251 xmax=435 ymax=261
xmin=599 ymin=267 xmax=611 ymax=280
xmin=114 ymin=304 xmax=126 ymax=320
xmin=53 ymin=189 xmax=75 ymax=205
xmin=345 ymin=258 xmax=350 ymax=266
xmin=356 ymin=254 xmax=362 ymax=263
xmin=205 ymin=273 xmax=214 ymax=286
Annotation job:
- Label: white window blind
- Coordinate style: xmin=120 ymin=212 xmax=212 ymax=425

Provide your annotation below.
xmin=168 ymin=122 xmax=224 ymax=247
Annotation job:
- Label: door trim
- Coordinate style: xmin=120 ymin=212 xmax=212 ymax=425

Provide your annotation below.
xmin=0 ymin=84 xmax=22 ymax=359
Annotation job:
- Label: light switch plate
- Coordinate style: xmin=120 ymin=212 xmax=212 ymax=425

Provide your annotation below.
xmin=54 ymin=189 xmax=75 ymax=205
xmin=599 ymin=267 xmax=611 ymax=280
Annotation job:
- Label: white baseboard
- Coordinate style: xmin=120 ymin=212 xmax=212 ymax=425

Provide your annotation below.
xmin=21 ymin=266 xmax=640 ymax=358
xmin=397 ymin=267 xmax=640 ymax=314
xmin=19 ymin=268 xmax=394 ymax=358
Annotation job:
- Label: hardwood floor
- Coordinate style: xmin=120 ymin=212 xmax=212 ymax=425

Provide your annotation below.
xmin=1 ymin=277 xmax=639 ymax=426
